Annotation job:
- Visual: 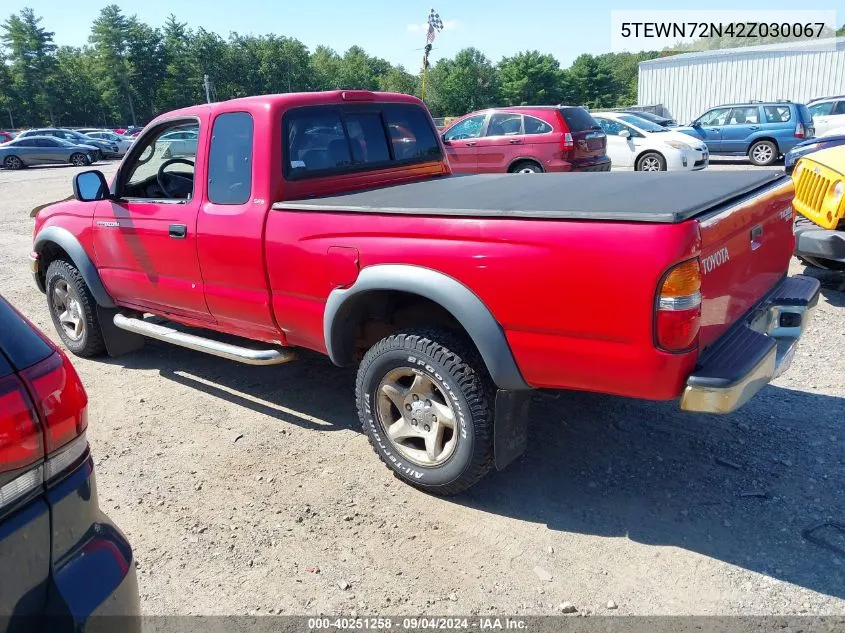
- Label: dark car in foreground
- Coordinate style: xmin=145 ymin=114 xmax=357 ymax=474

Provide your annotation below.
xmin=0 ymin=136 xmax=97 ymax=170
xmin=785 ymin=133 xmax=845 ymax=174
xmin=0 ymin=295 xmax=139 ymax=631
xmin=441 ymin=105 xmax=610 ymax=173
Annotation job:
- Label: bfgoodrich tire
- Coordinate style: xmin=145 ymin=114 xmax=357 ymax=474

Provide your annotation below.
xmin=356 ymin=328 xmax=495 ymax=495
xmin=45 ymin=259 xmax=106 ymax=357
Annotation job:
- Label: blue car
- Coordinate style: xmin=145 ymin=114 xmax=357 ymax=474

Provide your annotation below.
xmin=677 ymin=101 xmax=815 ymax=166
xmin=0 ymin=295 xmax=139 ymax=632
xmin=784 ymin=134 xmax=845 ymax=174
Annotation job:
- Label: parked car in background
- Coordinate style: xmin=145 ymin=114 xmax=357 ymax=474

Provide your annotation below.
xmin=784 ymin=134 xmax=845 ymax=174
xmin=678 ymin=101 xmax=814 ymax=166
xmin=441 ymin=105 xmax=610 ymax=173
xmin=113 ymin=126 xmax=143 ymax=136
xmin=0 ymin=294 xmax=140 ymax=630
xmin=0 ymin=131 xmax=15 ymax=143
xmin=623 ymin=110 xmax=678 ymax=127
xmin=159 ymin=126 xmax=199 ymax=156
xmin=82 ymin=130 xmax=133 ymax=157
xmin=17 ymin=128 xmax=116 ymax=161
xmin=592 ymin=112 xmax=708 ymax=171
xmin=0 ymin=136 xmax=96 ymax=169
xmin=792 ymin=144 xmax=845 ymax=271
xmin=807 ymin=96 xmax=845 ymax=137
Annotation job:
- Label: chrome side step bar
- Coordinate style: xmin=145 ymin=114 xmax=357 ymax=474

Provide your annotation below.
xmin=112 ymin=314 xmax=295 ymax=366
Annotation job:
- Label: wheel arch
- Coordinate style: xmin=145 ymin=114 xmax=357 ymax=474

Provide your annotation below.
xmin=635 ymin=149 xmax=666 ymax=169
xmin=33 ymin=226 xmax=115 ymax=308
xmin=507 ymin=157 xmax=544 ymax=172
xmin=324 ymin=265 xmax=530 ymax=391
xmin=748 ymin=136 xmax=780 ymax=152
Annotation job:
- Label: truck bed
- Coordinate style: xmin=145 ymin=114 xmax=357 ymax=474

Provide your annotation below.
xmin=274 ymin=171 xmax=785 ymax=223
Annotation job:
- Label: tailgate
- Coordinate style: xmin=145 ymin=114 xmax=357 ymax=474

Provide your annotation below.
xmin=558 ymin=107 xmax=607 ymax=161
xmin=696 ymin=176 xmax=795 ymax=348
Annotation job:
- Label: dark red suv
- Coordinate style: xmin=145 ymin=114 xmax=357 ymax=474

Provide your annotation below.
xmin=440 ymin=106 xmax=611 ymax=174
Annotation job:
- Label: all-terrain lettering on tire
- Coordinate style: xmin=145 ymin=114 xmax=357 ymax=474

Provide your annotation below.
xmin=356 ymin=328 xmax=495 ymax=495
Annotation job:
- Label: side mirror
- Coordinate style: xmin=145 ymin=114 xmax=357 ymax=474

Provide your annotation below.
xmin=618 ymin=129 xmax=631 ymax=139
xmin=73 ymin=170 xmax=109 ymax=202
xmin=691 ymin=121 xmax=702 ymax=128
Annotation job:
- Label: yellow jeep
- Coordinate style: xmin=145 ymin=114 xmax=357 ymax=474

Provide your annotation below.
xmin=792 ymin=145 xmax=845 ymax=271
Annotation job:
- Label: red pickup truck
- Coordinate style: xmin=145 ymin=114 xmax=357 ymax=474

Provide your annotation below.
xmin=30 ymin=90 xmax=820 ymax=495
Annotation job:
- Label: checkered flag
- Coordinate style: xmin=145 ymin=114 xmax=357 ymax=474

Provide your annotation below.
xmin=426 ymin=9 xmax=443 ymax=43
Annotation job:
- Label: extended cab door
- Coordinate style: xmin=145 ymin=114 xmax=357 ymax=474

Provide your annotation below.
xmin=441 ymin=114 xmax=486 ymax=173
xmin=92 ymin=118 xmax=212 ymax=321
xmin=475 ymin=112 xmax=523 ymax=172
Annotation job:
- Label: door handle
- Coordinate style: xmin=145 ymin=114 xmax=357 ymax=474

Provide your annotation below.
xmin=508 ymin=139 xmax=521 ymax=144
xmin=465 ymin=141 xmax=477 ymax=146
xmin=711 ymin=128 xmax=720 ymax=132
xmin=749 ymin=126 xmax=760 ymax=130
xmin=169 ymin=224 xmax=187 ymax=239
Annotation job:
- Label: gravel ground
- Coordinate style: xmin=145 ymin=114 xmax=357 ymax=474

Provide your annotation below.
xmin=1 ymin=159 xmax=843 ymax=617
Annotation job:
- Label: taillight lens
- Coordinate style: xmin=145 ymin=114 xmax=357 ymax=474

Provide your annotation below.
xmin=0 ymin=374 xmax=42 ymax=473
xmin=21 ymin=352 xmax=88 ymax=453
xmin=795 ymin=122 xmax=805 ymax=138
xmin=656 ymin=259 xmax=702 ymax=352
xmin=562 ymin=132 xmax=574 ymax=150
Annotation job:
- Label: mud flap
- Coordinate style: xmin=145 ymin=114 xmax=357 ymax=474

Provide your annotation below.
xmin=493 ymin=390 xmax=531 ymax=471
xmin=97 ymin=307 xmax=145 ymax=357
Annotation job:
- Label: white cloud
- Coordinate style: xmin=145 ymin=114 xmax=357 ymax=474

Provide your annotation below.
xmin=406 ymin=20 xmax=459 ymax=33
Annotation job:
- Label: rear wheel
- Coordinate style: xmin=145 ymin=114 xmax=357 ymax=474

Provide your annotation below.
xmin=636 ymin=152 xmax=666 ymax=171
xmin=3 ymin=155 xmax=23 ymax=170
xmin=510 ymin=161 xmax=543 ymax=174
xmin=69 ymin=153 xmax=89 ymax=167
xmin=356 ymin=328 xmax=496 ymax=495
xmin=45 ymin=260 xmax=106 ymax=357
xmin=748 ymin=140 xmax=778 ymax=166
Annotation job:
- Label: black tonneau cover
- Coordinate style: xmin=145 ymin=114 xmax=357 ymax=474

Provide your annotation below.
xmin=273 ymin=171 xmax=786 ymax=223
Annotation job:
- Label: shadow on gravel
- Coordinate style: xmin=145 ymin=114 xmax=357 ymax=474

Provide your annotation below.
xmin=100 ymin=325 xmax=845 ymax=598
xmin=460 ymin=386 xmax=845 ymax=599
xmin=106 ymin=341 xmax=359 ymax=432
xmin=800 ymin=266 xmax=845 ymax=307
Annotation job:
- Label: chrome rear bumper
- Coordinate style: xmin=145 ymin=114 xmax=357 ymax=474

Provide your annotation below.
xmin=680 ymin=275 xmax=820 ymax=414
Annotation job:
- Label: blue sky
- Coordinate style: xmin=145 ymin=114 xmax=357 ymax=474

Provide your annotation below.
xmin=3 ymin=1 xmax=841 ymax=70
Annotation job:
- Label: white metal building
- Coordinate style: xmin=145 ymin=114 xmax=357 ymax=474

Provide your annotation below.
xmin=638 ymin=37 xmax=845 ymax=123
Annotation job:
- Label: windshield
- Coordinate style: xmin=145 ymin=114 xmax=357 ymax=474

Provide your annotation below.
xmin=618 ymin=114 xmax=667 ymax=132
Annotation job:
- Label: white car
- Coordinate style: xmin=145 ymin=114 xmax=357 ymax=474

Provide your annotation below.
xmin=807 ymin=96 xmax=845 ymax=137
xmin=591 ymin=112 xmax=709 ymax=172
xmin=83 ymin=130 xmax=133 ymax=157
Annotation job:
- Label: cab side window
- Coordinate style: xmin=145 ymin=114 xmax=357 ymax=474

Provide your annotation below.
xmin=121 ymin=121 xmax=199 ymax=200
xmin=208 ymin=112 xmax=254 ymax=205
xmin=443 ymin=115 xmax=485 ymax=141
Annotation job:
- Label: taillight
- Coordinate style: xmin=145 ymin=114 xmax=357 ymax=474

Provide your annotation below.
xmin=0 ymin=374 xmax=42 ymax=473
xmin=21 ymin=352 xmax=88 ymax=453
xmin=795 ymin=122 xmax=806 ymax=139
xmin=562 ymin=132 xmax=574 ymax=150
xmin=655 ymin=258 xmax=702 ymax=352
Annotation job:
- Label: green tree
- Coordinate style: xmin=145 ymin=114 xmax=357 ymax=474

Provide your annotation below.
xmin=89 ymin=4 xmax=138 ymax=125
xmin=498 ymin=51 xmax=560 ymax=106
xmin=52 ymin=46 xmax=105 ymax=125
xmin=1 ymin=8 xmax=58 ymax=126
xmin=596 ymin=51 xmax=660 ymax=106
xmin=378 ymin=65 xmax=417 ymax=94
xmin=426 ymin=48 xmax=499 ymax=116
xmin=337 ymin=46 xmax=380 ymax=90
xmin=158 ymin=15 xmax=194 ymax=111
xmin=127 ymin=19 xmax=164 ymax=122
xmin=310 ymin=45 xmax=342 ymax=90
xmin=568 ymin=53 xmax=617 ymax=108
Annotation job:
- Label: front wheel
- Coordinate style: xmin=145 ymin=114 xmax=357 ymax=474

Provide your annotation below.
xmin=636 ymin=152 xmax=666 ymax=171
xmin=69 ymin=153 xmax=89 ymax=167
xmin=356 ymin=328 xmax=495 ymax=495
xmin=510 ymin=161 xmax=543 ymax=174
xmin=45 ymin=259 xmax=106 ymax=356
xmin=748 ymin=140 xmax=778 ymax=166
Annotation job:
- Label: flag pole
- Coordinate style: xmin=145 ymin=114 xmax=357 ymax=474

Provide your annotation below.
xmin=421 ymin=9 xmax=442 ymax=104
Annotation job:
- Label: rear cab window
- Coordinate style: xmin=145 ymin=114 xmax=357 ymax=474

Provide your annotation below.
xmin=208 ymin=112 xmax=254 ymax=205
xmin=284 ymin=103 xmax=442 ymax=179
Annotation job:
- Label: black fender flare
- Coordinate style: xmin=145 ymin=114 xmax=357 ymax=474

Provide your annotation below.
xmin=33 ymin=226 xmax=115 ymax=308
xmin=323 ymin=264 xmax=530 ymax=391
